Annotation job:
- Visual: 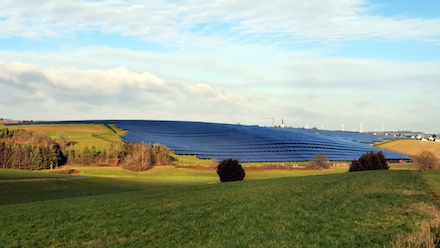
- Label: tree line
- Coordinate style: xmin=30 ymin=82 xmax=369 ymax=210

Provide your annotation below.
xmin=0 ymin=128 xmax=172 ymax=171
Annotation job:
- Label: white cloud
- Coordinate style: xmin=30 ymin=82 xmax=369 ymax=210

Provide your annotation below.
xmin=0 ymin=61 xmax=169 ymax=96
xmin=1 ymin=45 xmax=439 ymax=131
xmin=1 ymin=1 xmax=440 ymax=132
xmin=0 ymin=60 xmax=271 ymax=124
xmin=1 ymin=0 xmax=440 ymax=44
xmin=286 ymin=58 xmax=440 ymax=91
xmin=45 ymin=66 xmax=167 ymax=95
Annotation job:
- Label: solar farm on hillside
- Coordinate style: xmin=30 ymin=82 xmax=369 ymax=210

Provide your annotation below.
xmin=6 ymin=120 xmax=410 ymax=162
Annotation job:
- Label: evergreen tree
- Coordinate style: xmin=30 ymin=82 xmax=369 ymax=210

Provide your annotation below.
xmin=349 ymin=151 xmax=389 ymax=172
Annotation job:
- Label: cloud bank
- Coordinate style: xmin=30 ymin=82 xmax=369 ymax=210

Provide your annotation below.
xmin=0 ymin=0 xmax=439 ymax=132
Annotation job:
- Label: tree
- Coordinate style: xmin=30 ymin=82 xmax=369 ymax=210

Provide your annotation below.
xmin=52 ymin=143 xmax=67 ymax=169
xmin=122 ymin=143 xmax=154 ymax=171
xmin=149 ymin=144 xmax=172 ymax=166
xmin=30 ymin=146 xmax=44 ymax=170
xmin=109 ymin=142 xmax=123 ymax=166
xmin=307 ymin=154 xmax=330 ymax=170
xmin=57 ymin=132 xmax=69 ymax=150
xmin=412 ymin=150 xmax=439 ymax=171
xmin=216 ymin=158 xmax=245 ymax=182
xmin=349 ymin=151 xmax=389 ymax=172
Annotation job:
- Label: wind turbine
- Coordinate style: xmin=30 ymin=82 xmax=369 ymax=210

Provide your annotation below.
xmin=359 ymin=123 xmax=363 ymax=133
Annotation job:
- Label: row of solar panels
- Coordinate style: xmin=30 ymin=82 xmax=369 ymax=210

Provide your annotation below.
xmin=298 ymin=128 xmax=395 ymax=143
xmin=111 ymin=120 xmax=409 ymax=162
xmin=6 ymin=120 xmax=410 ymax=162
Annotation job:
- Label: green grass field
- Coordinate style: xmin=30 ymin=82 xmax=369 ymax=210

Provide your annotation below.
xmin=1 ymin=123 xmax=125 ymax=148
xmin=1 ymin=167 xmax=440 ymax=247
xmin=0 ymin=169 xmax=70 ymax=180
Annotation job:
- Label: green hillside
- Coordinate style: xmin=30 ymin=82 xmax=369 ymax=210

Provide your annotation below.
xmin=1 ymin=123 xmax=125 ymax=148
xmin=1 ymin=168 xmax=439 ymax=247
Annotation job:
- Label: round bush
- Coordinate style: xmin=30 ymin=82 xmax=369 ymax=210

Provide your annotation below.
xmin=217 ymin=158 xmax=246 ymax=182
xmin=307 ymin=154 xmax=330 ymax=170
xmin=349 ymin=151 xmax=389 ymax=172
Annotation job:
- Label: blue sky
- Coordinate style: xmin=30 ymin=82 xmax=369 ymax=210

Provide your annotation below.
xmin=0 ymin=0 xmax=439 ymax=133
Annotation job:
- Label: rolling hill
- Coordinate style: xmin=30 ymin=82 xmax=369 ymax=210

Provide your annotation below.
xmin=6 ymin=120 xmax=410 ymax=162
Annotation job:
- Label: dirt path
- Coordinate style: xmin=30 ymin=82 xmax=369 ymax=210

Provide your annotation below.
xmin=0 ymin=176 xmax=88 ymax=183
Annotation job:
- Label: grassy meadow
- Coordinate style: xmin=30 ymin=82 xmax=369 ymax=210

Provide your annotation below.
xmin=1 ymin=123 xmax=125 ymax=148
xmin=0 ymin=169 xmax=69 ymax=180
xmin=1 ymin=167 xmax=440 ymax=247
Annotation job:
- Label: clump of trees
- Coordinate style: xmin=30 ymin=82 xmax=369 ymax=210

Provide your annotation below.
xmin=412 ymin=150 xmax=439 ymax=171
xmin=349 ymin=151 xmax=389 ymax=172
xmin=217 ymin=158 xmax=246 ymax=182
xmin=0 ymin=132 xmax=67 ymax=170
xmin=121 ymin=143 xmax=172 ymax=171
xmin=0 ymin=128 xmax=172 ymax=171
xmin=306 ymin=154 xmax=330 ymax=170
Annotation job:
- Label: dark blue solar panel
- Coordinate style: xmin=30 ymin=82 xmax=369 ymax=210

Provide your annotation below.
xmin=109 ymin=120 xmax=409 ymax=162
xmin=298 ymin=128 xmax=399 ymax=143
xmin=6 ymin=120 xmax=410 ymax=162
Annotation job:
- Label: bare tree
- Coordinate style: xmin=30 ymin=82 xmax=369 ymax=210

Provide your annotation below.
xmin=307 ymin=154 xmax=330 ymax=170
xmin=412 ymin=150 xmax=439 ymax=171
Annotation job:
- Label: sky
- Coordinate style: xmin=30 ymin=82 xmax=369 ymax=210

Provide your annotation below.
xmin=0 ymin=0 xmax=439 ymax=133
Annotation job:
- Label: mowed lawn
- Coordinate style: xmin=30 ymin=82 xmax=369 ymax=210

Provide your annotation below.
xmin=1 ymin=167 xmax=439 ymax=247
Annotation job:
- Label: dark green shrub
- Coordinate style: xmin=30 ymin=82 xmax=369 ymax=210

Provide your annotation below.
xmin=306 ymin=154 xmax=330 ymax=170
xmin=217 ymin=158 xmax=245 ymax=182
xmin=349 ymin=151 xmax=389 ymax=172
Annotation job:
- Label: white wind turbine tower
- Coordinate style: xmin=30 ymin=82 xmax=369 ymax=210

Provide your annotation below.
xmin=341 ymin=124 xmax=345 ymax=131
xmin=359 ymin=123 xmax=363 ymax=133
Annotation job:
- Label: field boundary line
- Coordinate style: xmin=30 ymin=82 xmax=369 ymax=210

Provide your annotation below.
xmin=0 ymin=176 xmax=88 ymax=183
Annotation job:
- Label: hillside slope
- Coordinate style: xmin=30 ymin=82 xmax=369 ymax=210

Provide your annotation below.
xmin=377 ymin=140 xmax=440 ymax=158
xmin=5 ymin=120 xmax=410 ymax=162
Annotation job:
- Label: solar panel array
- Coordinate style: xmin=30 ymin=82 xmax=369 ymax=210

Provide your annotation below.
xmin=298 ymin=129 xmax=396 ymax=143
xmin=112 ymin=120 xmax=409 ymax=162
xmin=6 ymin=120 xmax=410 ymax=162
